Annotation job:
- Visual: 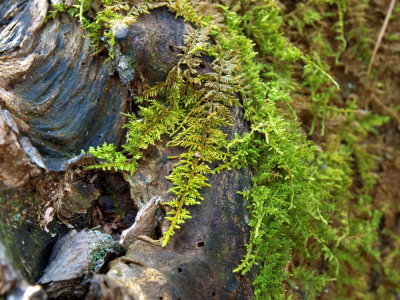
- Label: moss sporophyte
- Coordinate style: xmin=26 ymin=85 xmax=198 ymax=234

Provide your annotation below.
xmin=50 ymin=0 xmax=391 ymax=298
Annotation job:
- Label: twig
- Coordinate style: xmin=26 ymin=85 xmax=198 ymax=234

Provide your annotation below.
xmin=367 ymin=0 xmax=397 ymax=75
xmin=372 ymin=95 xmax=400 ymax=131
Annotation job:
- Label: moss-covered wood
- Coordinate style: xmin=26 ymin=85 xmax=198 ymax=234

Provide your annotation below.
xmin=1 ymin=0 xmax=400 ymax=299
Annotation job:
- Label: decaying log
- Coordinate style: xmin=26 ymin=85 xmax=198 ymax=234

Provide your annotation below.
xmin=87 ymin=105 xmax=253 ymax=299
xmin=0 ymin=1 xmax=254 ymax=299
xmin=89 ymin=163 xmax=253 ymax=299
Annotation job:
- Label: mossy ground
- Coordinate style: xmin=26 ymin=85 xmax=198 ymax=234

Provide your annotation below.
xmin=278 ymin=0 xmax=400 ymax=298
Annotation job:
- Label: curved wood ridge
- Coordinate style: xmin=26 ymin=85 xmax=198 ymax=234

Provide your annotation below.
xmin=0 ymin=2 xmax=193 ymax=172
xmin=1 ymin=0 xmax=128 ymax=171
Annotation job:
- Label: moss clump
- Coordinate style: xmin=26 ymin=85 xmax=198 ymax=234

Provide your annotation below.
xmin=50 ymin=0 xmax=396 ymax=298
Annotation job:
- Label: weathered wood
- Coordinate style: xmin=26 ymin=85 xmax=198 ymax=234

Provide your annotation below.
xmin=87 ymin=106 xmax=253 ymax=300
xmin=119 ymin=196 xmax=160 ymax=249
xmin=0 ymin=2 xmax=254 ymax=299
xmin=38 ymin=229 xmax=121 ymax=299
xmin=0 ymin=0 xmax=128 ymax=172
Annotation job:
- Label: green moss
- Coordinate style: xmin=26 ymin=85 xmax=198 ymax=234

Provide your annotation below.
xmin=50 ymin=0 xmax=393 ymax=298
xmin=225 ymin=1 xmax=390 ymax=298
